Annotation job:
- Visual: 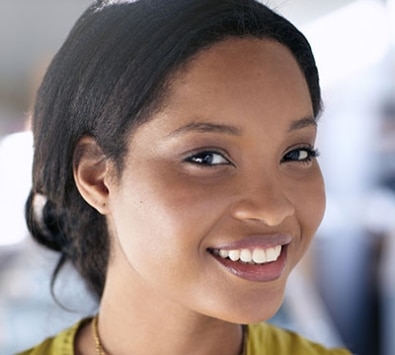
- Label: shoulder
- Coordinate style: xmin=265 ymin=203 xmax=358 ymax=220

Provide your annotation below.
xmin=246 ymin=322 xmax=351 ymax=355
xmin=16 ymin=319 xmax=89 ymax=355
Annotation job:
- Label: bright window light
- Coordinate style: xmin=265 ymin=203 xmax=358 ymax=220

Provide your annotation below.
xmin=0 ymin=131 xmax=33 ymax=246
xmin=303 ymin=0 xmax=392 ymax=88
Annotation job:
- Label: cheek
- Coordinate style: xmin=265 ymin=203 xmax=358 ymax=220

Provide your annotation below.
xmin=109 ymin=174 xmax=223 ymax=263
xmin=109 ymin=190 xmax=189 ymax=292
xmin=294 ymin=169 xmax=326 ymax=239
xmin=107 ymin=176 xmax=232 ymax=305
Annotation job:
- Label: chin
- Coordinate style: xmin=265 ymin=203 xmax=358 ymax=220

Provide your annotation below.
xmin=211 ymin=289 xmax=286 ymax=325
xmin=239 ymin=302 xmax=283 ymax=325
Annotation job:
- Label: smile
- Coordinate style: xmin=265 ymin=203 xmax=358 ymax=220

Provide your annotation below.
xmin=208 ymin=236 xmax=290 ymax=282
xmin=211 ymin=246 xmax=282 ymax=265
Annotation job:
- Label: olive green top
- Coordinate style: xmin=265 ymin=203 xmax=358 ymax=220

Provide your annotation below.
xmin=18 ymin=319 xmax=351 ymax=355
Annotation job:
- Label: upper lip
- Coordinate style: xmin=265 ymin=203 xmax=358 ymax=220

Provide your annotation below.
xmin=209 ymin=233 xmax=293 ymax=251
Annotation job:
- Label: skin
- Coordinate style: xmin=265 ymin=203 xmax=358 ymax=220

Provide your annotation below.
xmin=74 ymin=38 xmax=325 ymax=354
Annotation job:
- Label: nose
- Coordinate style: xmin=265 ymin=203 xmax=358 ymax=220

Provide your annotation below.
xmin=231 ymin=178 xmax=295 ymax=227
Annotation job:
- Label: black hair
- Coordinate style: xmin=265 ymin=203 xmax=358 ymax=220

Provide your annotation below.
xmin=25 ymin=0 xmax=321 ymax=299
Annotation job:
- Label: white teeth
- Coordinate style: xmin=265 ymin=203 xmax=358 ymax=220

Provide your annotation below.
xmin=252 ymin=248 xmax=266 ymax=263
xmin=228 ymin=250 xmax=240 ymax=261
xmin=266 ymin=245 xmax=282 ymax=262
xmin=240 ymin=249 xmax=252 ymax=263
xmin=218 ymin=249 xmax=229 ymax=258
xmin=216 ymin=246 xmax=282 ymax=264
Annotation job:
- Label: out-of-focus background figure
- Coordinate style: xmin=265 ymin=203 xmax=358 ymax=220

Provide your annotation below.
xmin=0 ymin=1 xmax=394 ymax=354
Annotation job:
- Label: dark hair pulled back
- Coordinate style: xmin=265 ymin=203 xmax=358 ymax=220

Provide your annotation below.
xmin=25 ymin=0 xmax=321 ymax=299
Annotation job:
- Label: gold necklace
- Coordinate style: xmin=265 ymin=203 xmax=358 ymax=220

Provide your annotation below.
xmin=92 ymin=315 xmax=247 ymax=355
xmin=92 ymin=315 xmax=106 ymax=355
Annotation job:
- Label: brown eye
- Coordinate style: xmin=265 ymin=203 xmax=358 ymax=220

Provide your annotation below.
xmin=282 ymin=147 xmax=320 ymax=163
xmin=186 ymin=151 xmax=230 ymax=166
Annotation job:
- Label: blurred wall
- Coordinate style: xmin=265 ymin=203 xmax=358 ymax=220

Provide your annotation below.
xmin=0 ymin=0 xmax=92 ymax=136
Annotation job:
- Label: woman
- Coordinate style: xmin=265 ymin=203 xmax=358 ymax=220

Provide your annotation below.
xmin=20 ymin=0 xmax=351 ymax=354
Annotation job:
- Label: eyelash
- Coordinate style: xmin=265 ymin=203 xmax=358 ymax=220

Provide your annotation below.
xmin=185 ymin=146 xmax=320 ymax=167
xmin=184 ymin=150 xmax=231 ymax=166
xmin=281 ymin=146 xmax=320 ymax=164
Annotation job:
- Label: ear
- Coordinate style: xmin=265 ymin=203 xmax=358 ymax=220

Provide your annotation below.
xmin=73 ymin=136 xmax=113 ymax=215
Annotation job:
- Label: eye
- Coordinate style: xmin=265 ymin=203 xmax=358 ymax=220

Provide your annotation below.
xmin=185 ymin=150 xmax=230 ymax=166
xmin=282 ymin=147 xmax=320 ymax=164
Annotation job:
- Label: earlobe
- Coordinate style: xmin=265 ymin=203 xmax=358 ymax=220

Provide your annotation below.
xmin=73 ymin=136 xmax=113 ymax=215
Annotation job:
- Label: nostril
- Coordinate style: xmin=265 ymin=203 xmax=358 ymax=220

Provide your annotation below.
xmin=231 ymin=196 xmax=295 ymax=226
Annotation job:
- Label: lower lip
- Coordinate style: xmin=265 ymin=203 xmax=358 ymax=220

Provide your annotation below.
xmin=210 ymin=246 xmax=288 ymax=282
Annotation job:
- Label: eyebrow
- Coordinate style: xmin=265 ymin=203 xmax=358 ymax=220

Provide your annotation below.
xmin=167 ymin=116 xmax=316 ymax=138
xmin=168 ymin=122 xmax=242 ymax=137
xmin=288 ymin=116 xmax=317 ymax=132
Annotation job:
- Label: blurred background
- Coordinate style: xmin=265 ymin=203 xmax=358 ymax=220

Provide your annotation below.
xmin=0 ymin=0 xmax=394 ymax=354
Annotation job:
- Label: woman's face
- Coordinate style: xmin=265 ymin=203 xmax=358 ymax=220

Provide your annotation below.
xmin=105 ymin=38 xmax=325 ymax=323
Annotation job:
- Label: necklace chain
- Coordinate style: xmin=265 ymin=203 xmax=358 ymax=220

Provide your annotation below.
xmin=91 ymin=314 xmax=247 ymax=355
xmin=92 ymin=315 xmax=106 ymax=355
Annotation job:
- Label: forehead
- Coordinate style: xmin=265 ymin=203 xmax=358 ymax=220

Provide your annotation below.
xmin=185 ymin=38 xmax=299 ymax=77
xmin=163 ymin=37 xmax=312 ymax=118
xmin=129 ymin=37 xmax=314 ymax=148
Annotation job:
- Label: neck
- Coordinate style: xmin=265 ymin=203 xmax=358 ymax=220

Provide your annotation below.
xmin=93 ymin=255 xmax=245 ymax=355
xmin=98 ymin=292 xmax=244 ymax=355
